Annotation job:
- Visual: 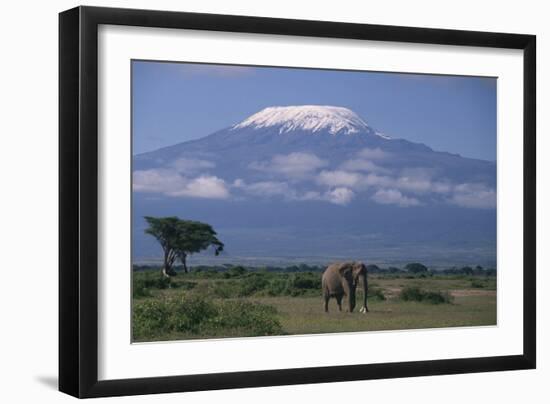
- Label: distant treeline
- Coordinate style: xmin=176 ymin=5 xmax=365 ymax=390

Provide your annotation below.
xmin=132 ymin=263 xmax=496 ymax=276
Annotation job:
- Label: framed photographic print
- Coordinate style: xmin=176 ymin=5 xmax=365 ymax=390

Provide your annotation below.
xmin=59 ymin=6 xmax=536 ymax=398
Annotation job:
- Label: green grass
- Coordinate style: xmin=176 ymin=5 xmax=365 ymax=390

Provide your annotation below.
xmin=273 ymin=294 xmax=496 ymax=335
xmin=132 ymin=269 xmax=496 ymax=342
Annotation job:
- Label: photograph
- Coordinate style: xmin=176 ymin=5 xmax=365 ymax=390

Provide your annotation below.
xmin=131 ymin=60 xmax=497 ymax=343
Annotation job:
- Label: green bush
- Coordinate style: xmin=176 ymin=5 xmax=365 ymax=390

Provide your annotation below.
xmin=289 ymin=273 xmax=322 ymax=291
xmin=133 ymin=272 xmax=172 ymax=291
xmin=266 ymin=277 xmax=288 ymax=296
xmin=399 ymin=286 xmax=424 ymax=301
xmin=223 ymin=265 xmax=247 ymax=278
xmin=207 ymin=272 xmax=322 ymax=298
xmin=133 ymin=299 xmax=173 ymax=339
xmin=133 ymin=295 xmax=282 ymax=340
xmin=399 ymin=287 xmax=452 ymax=304
xmin=471 ymin=280 xmax=485 ymax=288
xmin=423 ymin=290 xmax=452 ymax=304
xmin=133 ymin=273 xmax=173 ymax=298
xmin=239 ymin=274 xmax=270 ymax=296
xmin=133 ymin=285 xmax=153 ymax=298
xmin=171 ymin=297 xmax=218 ymax=333
xmin=208 ymin=300 xmax=283 ymax=336
xmin=367 ymin=287 xmax=386 ymax=301
xmin=209 ymin=280 xmax=241 ymax=298
xmin=172 ymin=280 xmax=196 ymax=290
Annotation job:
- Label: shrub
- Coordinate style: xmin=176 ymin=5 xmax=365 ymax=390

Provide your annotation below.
xmin=170 ymin=296 xmax=218 ymax=333
xmin=399 ymin=286 xmax=424 ymax=302
xmin=289 ymin=273 xmax=322 ymax=290
xmin=239 ymin=274 xmax=270 ymax=296
xmin=132 ymin=295 xmax=282 ymax=340
xmin=461 ymin=266 xmax=474 ymax=275
xmin=176 ymin=281 xmax=197 ymax=290
xmin=210 ymin=300 xmax=283 ymax=336
xmin=367 ymin=287 xmax=386 ymax=301
xmin=471 ymin=280 xmax=485 ymax=288
xmin=210 ymin=280 xmax=242 ymax=298
xmin=266 ymin=277 xmax=288 ymax=296
xmin=132 ymin=284 xmax=152 ymax=298
xmin=399 ymin=287 xmax=453 ymax=304
xmin=133 ymin=272 xmax=172 ymax=290
xmin=423 ymin=290 xmax=453 ymax=304
xmin=132 ymin=273 xmax=173 ymax=298
xmin=208 ymin=272 xmax=322 ymax=298
xmin=132 ymin=299 xmax=173 ymax=339
xmin=223 ymin=265 xmax=247 ymax=278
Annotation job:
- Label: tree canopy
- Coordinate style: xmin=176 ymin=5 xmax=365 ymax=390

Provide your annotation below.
xmin=405 ymin=262 xmax=428 ymax=274
xmin=144 ymin=216 xmax=224 ymax=276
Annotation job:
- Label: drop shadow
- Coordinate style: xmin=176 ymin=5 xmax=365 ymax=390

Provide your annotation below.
xmin=35 ymin=375 xmax=58 ymax=390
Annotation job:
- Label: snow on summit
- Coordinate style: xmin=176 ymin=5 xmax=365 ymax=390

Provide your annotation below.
xmin=233 ymin=105 xmax=386 ymax=136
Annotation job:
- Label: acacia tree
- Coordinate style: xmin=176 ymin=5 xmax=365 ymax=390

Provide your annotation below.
xmin=144 ymin=216 xmax=224 ymax=276
xmin=174 ymin=220 xmax=224 ymax=273
xmin=405 ymin=262 xmax=428 ymax=274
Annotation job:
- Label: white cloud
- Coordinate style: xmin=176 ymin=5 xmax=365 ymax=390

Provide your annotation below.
xmin=371 ymin=189 xmax=420 ymax=207
xmin=359 ymin=169 xmax=451 ymax=195
xmin=394 ymin=175 xmax=434 ymax=194
xmin=340 ymin=148 xmax=390 ymax=174
xmin=300 ymin=190 xmax=323 ymax=201
xmin=363 ymin=173 xmax=394 ymax=188
xmin=133 ymin=169 xmax=229 ymax=199
xmin=357 ymin=148 xmax=389 ymax=160
xmin=249 ymin=152 xmax=327 ymax=179
xmin=168 ymin=175 xmax=229 ymax=199
xmin=233 ymin=179 xmax=291 ymax=197
xmin=133 ymin=169 xmax=186 ymax=193
xmin=317 ymin=170 xmax=364 ymax=188
xmin=340 ymin=158 xmax=388 ymax=173
xmin=324 ymin=187 xmax=355 ymax=205
xmin=233 ymin=179 xmax=354 ymax=206
xmin=171 ymin=158 xmax=215 ymax=174
xmin=448 ymin=183 xmax=496 ymax=209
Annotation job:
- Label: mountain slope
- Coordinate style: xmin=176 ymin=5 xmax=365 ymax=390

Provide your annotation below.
xmin=132 ymin=105 xmax=496 ymax=266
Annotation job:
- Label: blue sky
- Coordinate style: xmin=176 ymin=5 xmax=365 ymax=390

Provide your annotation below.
xmin=132 ymin=60 xmax=496 ymax=161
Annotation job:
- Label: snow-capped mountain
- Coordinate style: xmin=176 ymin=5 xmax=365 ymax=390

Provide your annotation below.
xmin=133 ymin=105 xmax=497 ymax=266
xmin=134 ymin=105 xmax=493 ymax=185
xmin=232 ymin=105 xmax=388 ymax=136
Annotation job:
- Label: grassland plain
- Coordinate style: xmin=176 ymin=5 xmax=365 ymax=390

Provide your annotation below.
xmin=132 ymin=268 xmax=497 ymax=342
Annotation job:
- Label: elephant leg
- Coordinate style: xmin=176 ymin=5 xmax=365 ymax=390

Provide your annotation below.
xmin=324 ymin=295 xmax=330 ymax=313
xmin=336 ymin=295 xmax=343 ymax=312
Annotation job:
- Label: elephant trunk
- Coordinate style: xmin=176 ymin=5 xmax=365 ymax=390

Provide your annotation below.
xmin=349 ymin=288 xmax=356 ymax=312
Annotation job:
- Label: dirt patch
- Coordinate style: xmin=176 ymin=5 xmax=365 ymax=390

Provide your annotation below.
xmin=450 ymin=289 xmax=496 ymax=297
xmin=384 ymin=287 xmax=402 ymax=298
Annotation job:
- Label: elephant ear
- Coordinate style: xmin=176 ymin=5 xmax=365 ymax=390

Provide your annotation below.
xmin=352 ymin=262 xmax=367 ymax=277
xmin=337 ymin=262 xmax=354 ymax=279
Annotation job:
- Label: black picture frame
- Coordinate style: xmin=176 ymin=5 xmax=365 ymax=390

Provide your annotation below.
xmin=59 ymin=5 xmax=536 ymax=398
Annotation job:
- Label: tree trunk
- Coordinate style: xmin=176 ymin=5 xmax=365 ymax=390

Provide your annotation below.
xmin=161 ymin=248 xmax=177 ymax=277
xmin=181 ymin=254 xmax=188 ymax=273
xmin=161 ymin=249 xmax=170 ymax=277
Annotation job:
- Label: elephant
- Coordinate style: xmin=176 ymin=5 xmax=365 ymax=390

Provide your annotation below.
xmin=322 ymin=261 xmax=368 ymax=313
